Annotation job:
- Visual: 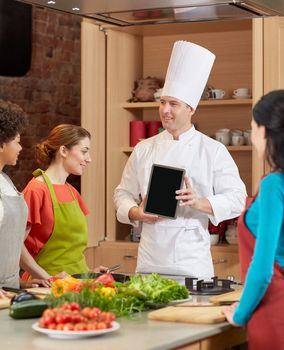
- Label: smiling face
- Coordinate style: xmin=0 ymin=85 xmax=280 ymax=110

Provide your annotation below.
xmin=159 ymin=96 xmax=194 ymax=139
xmin=61 ymin=137 xmax=91 ymax=176
xmin=0 ymin=133 xmax=23 ymax=169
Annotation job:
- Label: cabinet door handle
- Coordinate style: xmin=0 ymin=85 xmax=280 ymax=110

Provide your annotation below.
xmin=123 ymin=255 xmax=137 ymax=260
xmin=213 ymin=258 xmax=228 ymax=264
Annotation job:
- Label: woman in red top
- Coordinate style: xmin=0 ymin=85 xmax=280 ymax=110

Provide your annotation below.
xmin=21 ymin=124 xmax=105 ymax=280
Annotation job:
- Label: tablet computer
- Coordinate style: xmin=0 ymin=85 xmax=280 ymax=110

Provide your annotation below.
xmin=144 ymin=164 xmax=185 ymax=219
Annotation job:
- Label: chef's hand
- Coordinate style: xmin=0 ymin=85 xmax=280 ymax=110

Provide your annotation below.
xmin=222 ymin=302 xmax=242 ymax=327
xmin=176 ymin=176 xmax=213 ymax=215
xmin=129 ymin=199 xmax=161 ymax=224
xmin=93 ymin=265 xmax=109 ymax=273
xmin=20 ymin=278 xmax=51 ymax=288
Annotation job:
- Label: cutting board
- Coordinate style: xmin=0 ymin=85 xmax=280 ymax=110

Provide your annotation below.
xmin=148 ymin=306 xmax=226 ymax=324
xmin=26 ymin=287 xmax=51 ymax=295
xmin=208 ymin=288 xmax=243 ymax=305
xmin=26 ymin=287 xmax=51 ymax=299
xmin=0 ymin=298 xmax=11 ymax=309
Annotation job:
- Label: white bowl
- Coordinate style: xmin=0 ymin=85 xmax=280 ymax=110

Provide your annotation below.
xmin=210 ymin=234 xmax=219 ymax=245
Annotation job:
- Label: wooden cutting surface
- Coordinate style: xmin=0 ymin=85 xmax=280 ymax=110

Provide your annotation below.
xmin=175 ymin=288 xmax=243 ymax=307
xmin=26 ymin=287 xmax=51 ymax=295
xmin=0 ymin=288 xmax=50 ymax=308
xmin=25 ymin=287 xmax=51 ymax=300
xmin=0 ymin=298 xmax=11 ymax=309
xmin=148 ymin=306 xmax=227 ymax=324
xmin=208 ymin=288 xmax=243 ymax=304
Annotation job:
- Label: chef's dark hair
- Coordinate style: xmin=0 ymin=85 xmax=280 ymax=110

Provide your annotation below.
xmin=253 ymin=89 xmax=284 ymax=172
xmin=0 ymin=99 xmax=27 ymax=146
xmin=35 ymin=124 xmax=91 ymax=168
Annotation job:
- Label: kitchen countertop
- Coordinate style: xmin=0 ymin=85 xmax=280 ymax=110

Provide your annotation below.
xmin=0 ymin=295 xmax=246 ymax=350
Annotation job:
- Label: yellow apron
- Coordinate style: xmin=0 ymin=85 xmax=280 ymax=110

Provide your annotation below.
xmin=34 ymin=169 xmax=88 ymax=275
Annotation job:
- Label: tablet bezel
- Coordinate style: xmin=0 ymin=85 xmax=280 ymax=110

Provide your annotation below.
xmin=144 ymin=164 xmax=185 ymax=219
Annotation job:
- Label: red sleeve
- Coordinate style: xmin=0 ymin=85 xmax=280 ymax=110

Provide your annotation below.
xmin=23 ymin=183 xmax=44 ymax=225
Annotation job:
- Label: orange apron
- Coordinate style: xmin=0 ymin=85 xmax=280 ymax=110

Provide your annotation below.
xmin=238 ymin=197 xmax=284 ymax=349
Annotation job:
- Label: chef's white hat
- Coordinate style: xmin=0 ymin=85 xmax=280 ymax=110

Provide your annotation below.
xmin=162 ymin=41 xmax=215 ymax=110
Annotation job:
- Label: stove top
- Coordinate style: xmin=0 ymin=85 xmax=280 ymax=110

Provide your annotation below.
xmin=185 ymin=276 xmax=235 ymax=295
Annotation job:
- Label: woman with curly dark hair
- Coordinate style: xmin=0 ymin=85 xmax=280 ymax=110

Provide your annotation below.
xmin=223 ymin=90 xmax=284 ymax=349
xmin=0 ymin=100 xmax=48 ymax=296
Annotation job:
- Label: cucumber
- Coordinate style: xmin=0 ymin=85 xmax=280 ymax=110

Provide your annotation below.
xmin=9 ymin=299 xmax=48 ymax=319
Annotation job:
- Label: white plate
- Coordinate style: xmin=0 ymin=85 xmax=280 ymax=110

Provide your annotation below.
xmin=32 ymin=321 xmax=120 ymax=339
xmin=168 ymin=296 xmax=193 ymax=305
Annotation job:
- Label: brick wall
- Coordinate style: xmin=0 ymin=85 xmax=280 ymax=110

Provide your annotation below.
xmin=0 ymin=7 xmax=81 ymax=191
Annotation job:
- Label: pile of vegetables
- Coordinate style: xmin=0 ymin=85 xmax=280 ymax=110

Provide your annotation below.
xmin=124 ymin=273 xmax=189 ymax=305
xmin=45 ymin=273 xmax=189 ymax=317
xmin=39 ymin=302 xmax=116 ymax=331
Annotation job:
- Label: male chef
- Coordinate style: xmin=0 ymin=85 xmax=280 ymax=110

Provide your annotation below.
xmin=114 ymin=41 xmax=247 ymax=279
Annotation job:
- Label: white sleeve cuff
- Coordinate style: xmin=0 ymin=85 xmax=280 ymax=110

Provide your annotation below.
xmin=207 ymin=194 xmax=235 ymax=226
xmin=116 ymin=199 xmax=139 ymax=226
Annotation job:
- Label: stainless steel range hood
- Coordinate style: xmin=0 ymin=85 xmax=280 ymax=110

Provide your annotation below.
xmin=16 ymin=0 xmax=284 ymax=26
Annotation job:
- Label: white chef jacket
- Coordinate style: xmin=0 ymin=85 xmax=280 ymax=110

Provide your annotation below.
xmin=114 ymin=126 xmax=247 ymax=279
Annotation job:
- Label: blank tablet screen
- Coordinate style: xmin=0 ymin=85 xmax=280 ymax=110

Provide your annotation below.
xmin=144 ymin=164 xmax=185 ymax=218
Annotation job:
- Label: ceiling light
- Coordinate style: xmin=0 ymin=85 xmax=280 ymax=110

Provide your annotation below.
xmin=72 ymin=7 xmax=80 ymax=11
xmin=47 ymin=1 xmax=55 ymax=4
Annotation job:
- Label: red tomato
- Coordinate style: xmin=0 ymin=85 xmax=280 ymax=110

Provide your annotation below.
xmin=95 ymin=273 xmax=115 ymax=287
xmin=100 ymin=311 xmax=116 ymax=322
xmin=81 ymin=307 xmax=92 ymax=318
xmin=72 ymin=313 xmax=85 ymax=323
xmin=87 ymin=323 xmax=97 ymax=330
xmin=63 ymin=323 xmax=74 ymax=331
xmin=89 ymin=307 xmax=101 ymax=320
xmin=55 ymin=314 xmax=65 ymax=325
xmin=42 ymin=309 xmax=55 ymax=318
xmin=69 ymin=302 xmax=80 ymax=311
xmin=41 ymin=315 xmax=55 ymax=327
xmin=56 ymin=324 xmax=65 ymax=331
xmin=96 ymin=322 xmax=107 ymax=330
xmin=61 ymin=313 xmax=72 ymax=323
xmin=47 ymin=323 xmax=57 ymax=330
xmin=74 ymin=322 xmax=87 ymax=331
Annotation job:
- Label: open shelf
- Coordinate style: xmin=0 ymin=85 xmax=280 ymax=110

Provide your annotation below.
xmin=121 ymin=99 xmax=253 ymax=109
xmin=122 ymin=145 xmax=252 ymax=154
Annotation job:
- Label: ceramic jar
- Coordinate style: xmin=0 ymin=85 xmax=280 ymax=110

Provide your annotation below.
xmin=132 ymin=77 xmax=161 ymax=102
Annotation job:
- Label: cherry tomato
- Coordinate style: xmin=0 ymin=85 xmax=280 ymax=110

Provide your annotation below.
xmin=96 ymin=322 xmax=107 ymax=330
xmin=74 ymin=322 xmax=87 ymax=331
xmin=63 ymin=323 xmax=74 ymax=331
xmin=47 ymin=323 xmax=57 ymax=330
xmin=87 ymin=323 xmax=97 ymax=330
xmin=55 ymin=314 xmax=65 ymax=324
xmin=56 ymin=324 xmax=65 ymax=331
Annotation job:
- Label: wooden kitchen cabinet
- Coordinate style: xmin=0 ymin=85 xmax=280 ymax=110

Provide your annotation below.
xmin=81 ymin=17 xmax=283 ymax=273
xmin=93 ymin=241 xmax=138 ymax=274
xmin=211 ymin=244 xmax=240 ymax=280
xmin=89 ymin=241 xmax=240 ymax=280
